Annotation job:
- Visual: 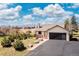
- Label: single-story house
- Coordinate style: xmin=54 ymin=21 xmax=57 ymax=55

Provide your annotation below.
xmin=35 ymin=24 xmax=69 ymax=41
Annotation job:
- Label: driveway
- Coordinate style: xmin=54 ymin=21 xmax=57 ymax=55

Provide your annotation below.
xmin=27 ymin=40 xmax=79 ymax=56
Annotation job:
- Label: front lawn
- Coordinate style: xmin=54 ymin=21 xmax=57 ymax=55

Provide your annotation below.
xmin=0 ymin=36 xmax=7 ymax=43
xmin=0 ymin=37 xmax=36 ymax=56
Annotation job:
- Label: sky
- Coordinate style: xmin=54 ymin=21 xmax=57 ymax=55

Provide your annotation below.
xmin=0 ymin=3 xmax=79 ymax=26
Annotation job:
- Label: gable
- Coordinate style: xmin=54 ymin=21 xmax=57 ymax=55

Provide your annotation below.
xmin=47 ymin=25 xmax=68 ymax=33
xmin=35 ymin=25 xmax=68 ymax=32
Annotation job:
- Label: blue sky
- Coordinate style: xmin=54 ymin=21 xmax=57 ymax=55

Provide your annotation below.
xmin=14 ymin=3 xmax=79 ymax=15
xmin=0 ymin=3 xmax=79 ymax=26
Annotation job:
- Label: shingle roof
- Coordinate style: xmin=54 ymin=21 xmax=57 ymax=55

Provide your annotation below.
xmin=35 ymin=24 xmax=65 ymax=31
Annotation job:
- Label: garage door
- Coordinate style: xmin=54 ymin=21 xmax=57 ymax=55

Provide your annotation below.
xmin=49 ymin=33 xmax=66 ymax=40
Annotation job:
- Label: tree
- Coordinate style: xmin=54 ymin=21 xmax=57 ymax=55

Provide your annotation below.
xmin=64 ymin=19 xmax=69 ymax=30
xmin=71 ymin=16 xmax=78 ymax=31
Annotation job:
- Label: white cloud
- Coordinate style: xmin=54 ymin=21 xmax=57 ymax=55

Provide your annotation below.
xmin=66 ymin=11 xmax=74 ymax=15
xmin=0 ymin=3 xmax=76 ymax=26
xmin=0 ymin=5 xmax=22 ymax=20
xmin=31 ymin=4 xmax=72 ymax=24
xmin=44 ymin=4 xmax=69 ymax=18
xmin=0 ymin=3 xmax=13 ymax=10
xmin=32 ymin=4 xmax=70 ymax=18
xmin=75 ymin=14 xmax=79 ymax=18
xmin=44 ymin=4 xmax=55 ymax=13
xmin=23 ymin=15 xmax=32 ymax=21
xmin=73 ymin=4 xmax=79 ymax=8
xmin=32 ymin=7 xmax=45 ymax=16
xmin=44 ymin=4 xmax=64 ymax=13
xmin=42 ymin=18 xmax=56 ymax=24
xmin=0 ymin=4 xmax=8 ymax=10
xmin=68 ymin=4 xmax=79 ymax=8
xmin=14 ymin=5 xmax=22 ymax=12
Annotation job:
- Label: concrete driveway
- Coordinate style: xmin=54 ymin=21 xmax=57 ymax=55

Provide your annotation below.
xmin=28 ymin=40 xmax=79 ymax=56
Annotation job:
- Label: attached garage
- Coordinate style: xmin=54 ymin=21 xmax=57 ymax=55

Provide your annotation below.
xmin=47 ymin=25 xmax=69 ymax=41
xmin=49 ymin=33 xmax=66 ymax=40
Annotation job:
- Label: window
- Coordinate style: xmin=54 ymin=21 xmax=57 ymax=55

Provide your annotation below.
xmin=38 ymin=31 xmax=42 ymax=34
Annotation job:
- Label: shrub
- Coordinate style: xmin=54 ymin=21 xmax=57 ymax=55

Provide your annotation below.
xmin=15 ymin=32 xmax=24 ymax=40
xmin=26 ymin=33 xmax=31 ymax=38
xmin=22 ymin=33 xmax=27 ymax=39
xmin=19 ymin=33 xmax=25 ymax=40
xmin=13 ymin=40 xmax=26 ymax=51
xmin=26 ymin=31 xmax=32 ymax=38
xmin=8 ymin=32 xmax=17 ymax=42
xmin=30 ymin=33 xmax=35 ymax=37
xmin=8 ymin=35 xmax=15 ymax=42
xmin=1 ymin=37 xmax=11 ymax=47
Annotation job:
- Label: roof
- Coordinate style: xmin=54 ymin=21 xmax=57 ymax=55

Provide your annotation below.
xmin=35 ymin=24 xmax=68 ymax=32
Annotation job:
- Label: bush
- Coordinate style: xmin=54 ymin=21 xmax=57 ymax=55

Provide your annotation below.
xmin=20 ymin=33 xmax=25 ymax=40
xmin=30 ymin=33 xmax=36 ymax=37
xmin=26 ymin=31 xmax=32 ymax=38
xmin=15 ymin=32 xmax=25 ymax=40
xmin=22 ymin=33 xmax=27 ymax=39
xmin=13 ymin=40 xmax=26 ymax=51
xmin=70 ymin=38 xmax=78 ymax=41
xmin=8 ymin=35 xmax=15 ymax=42
xmin=1 ymin=37 xmax=11 ymax=47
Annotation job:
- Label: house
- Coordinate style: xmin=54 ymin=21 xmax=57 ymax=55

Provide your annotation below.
xmin=35 ymin=24 xmax=69 ymax=41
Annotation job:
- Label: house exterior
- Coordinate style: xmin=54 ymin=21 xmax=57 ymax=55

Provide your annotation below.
xmin=35 ymin=24 xmax=70 ymax=41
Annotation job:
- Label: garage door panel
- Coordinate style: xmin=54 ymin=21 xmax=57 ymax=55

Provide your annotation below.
xmin=49 ymin=33 xmax=66 ymax=40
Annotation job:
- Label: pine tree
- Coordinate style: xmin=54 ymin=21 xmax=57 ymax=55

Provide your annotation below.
xmin=71 ymin=16 xmax=78 ymax=31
